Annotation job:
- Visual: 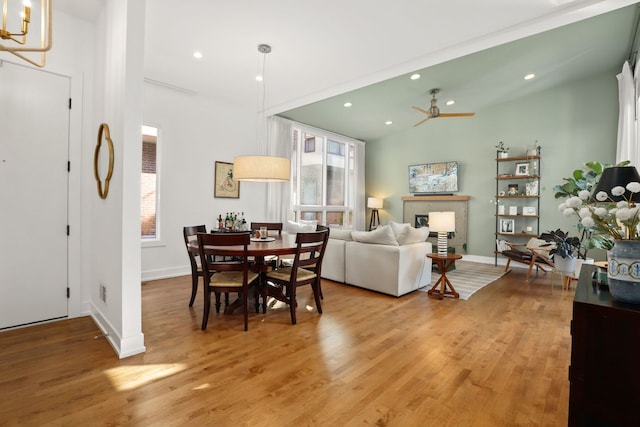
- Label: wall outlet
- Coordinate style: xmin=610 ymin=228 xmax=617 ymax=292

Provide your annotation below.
xmin=100 ymin=284 xmax=107 ymax=303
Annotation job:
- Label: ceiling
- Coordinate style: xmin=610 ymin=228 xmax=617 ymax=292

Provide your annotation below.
xmin=54 ymin=1 xmax=640 ymax=141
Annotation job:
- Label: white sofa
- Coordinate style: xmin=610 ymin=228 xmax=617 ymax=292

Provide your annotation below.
xmin=321 ymin=224 xmax=432 ymax=297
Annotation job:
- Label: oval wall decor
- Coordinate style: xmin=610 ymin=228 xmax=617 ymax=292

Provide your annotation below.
xmin=94 ymin=123 xmax=114 ymax=199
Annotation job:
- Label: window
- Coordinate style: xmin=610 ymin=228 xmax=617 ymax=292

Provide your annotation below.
xmin=291 ymin=127 xmax=359 ymax=228
xmin=141 ymin=125 xmax=159 ymax=241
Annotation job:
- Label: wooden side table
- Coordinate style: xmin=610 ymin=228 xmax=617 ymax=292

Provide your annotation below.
xmin=427 ymin=253 xmax=463 ymax=299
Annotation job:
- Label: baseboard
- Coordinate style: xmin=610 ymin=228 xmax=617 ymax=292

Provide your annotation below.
xmin=141 ymin=266 xmax=190 ymax=282
xmin=89 ymin=303 xmax=145 ymax=359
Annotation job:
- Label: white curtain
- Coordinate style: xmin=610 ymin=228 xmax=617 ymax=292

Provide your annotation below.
xmin=265 ymin=116 xmax=292 ymax=222
xmin=616 ymin=60 xmax=639 ymax=166
xmin=353 ymin=140 xmax=366 ymax=230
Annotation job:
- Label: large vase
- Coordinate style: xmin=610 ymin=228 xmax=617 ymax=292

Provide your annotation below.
xmin=607 ymin=240 xmax=640 ymax=304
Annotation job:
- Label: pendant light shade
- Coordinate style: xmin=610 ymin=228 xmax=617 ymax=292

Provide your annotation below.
xmin=233 ymin=155 xmax=290 ymax=182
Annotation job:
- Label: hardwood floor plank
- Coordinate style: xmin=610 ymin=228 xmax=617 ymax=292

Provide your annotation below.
xmin=0 ymin=268 xmax=573 ymax=426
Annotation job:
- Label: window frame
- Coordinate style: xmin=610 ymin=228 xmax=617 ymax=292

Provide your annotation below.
xmin=141 ymin=124 xmax=163 ymax=248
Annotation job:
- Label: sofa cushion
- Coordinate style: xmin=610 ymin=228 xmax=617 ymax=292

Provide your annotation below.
xmin=329 ymin=228 xmax=353 ymax=241
xmin=396 ymin=225 xmax=430 ymax=245
xmin=389 ymin=221 xmax=411 ymax=237
xmin=287 ymin=220 xmax=317 ymax=233
xmin=351 ymin=225 xmax=398 ymax=246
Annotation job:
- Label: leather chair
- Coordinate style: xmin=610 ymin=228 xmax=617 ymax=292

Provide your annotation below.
xmin=501 ymin=236 xmax=556 ymax=280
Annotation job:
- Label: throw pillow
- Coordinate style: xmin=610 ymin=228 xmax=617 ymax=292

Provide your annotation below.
xmin=396 ymin=226 xmax=430 ymax=245
xmin=287 ymin=220 xmax=317 ymax=233
xmin=389 ymin=221 xmax=410 ymax=237
xmin=329 ymin=228 xmax=353 ymax=241
xmin=351 ymin=225 xmax=398 ymax=246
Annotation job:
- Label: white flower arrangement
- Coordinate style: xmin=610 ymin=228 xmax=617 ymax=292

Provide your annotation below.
xmin=559 ymin=182 xmax=640 ymax=248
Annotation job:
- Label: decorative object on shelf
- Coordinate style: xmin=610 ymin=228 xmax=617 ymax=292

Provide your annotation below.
xmin=515 ymin=162 xmax=529 ymax=176
xmin=94 ymin=123 xmax=114 ymax=200
xmin=495 ymin=141 xmax=509 ymax=158
xmin=214 ymin=161 xmax=239 ymax=198
xmin=368 ymin=197 xmax=383 ymax=230
xmin=497 ymin=205 xmax=505 ymax=215
xmin=522 ymin=206 xmax=536 ymax=216
xmin=234 ymin=44 xmax=290 ymax=182
xmin=509 ymin=206 xmax=518 ymax=215
xmin=429 ymin=211 xmax=456 ymax=256
xmin=525 ymin=180 xmax=539 ymax=196
xmin=499 ymin=218 xmax=514 ymax=234
xmin=507 ymin=184 xmax=519 ymax=195
xmin=526 ymin=141 xmax=540 ymax=157
xmin=0 ymin=0 xmax=51 ymax=67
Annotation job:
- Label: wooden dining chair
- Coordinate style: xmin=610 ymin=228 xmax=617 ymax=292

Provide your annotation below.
xmin=197 ymin=232 xmax=260 ymax=331
xmin=250 ymin=222 xmax=284 ymax=269
xmin=182 ymin=225 xmax=207 ymax=307
xmin=264 ymin=229 xmax=329 ymax=325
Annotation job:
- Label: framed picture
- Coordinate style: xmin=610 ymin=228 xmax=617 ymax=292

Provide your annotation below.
xmin=523 ymin=206 xmax=537 ymax=216
xmin=509 ymin=206 xmax=518 ymax=215
xmin=500 ymin=218 xmax=515 ymax=234
xmin=515 ymin=162 xmax=529 ymax=176
xmin=214 ymin=161 xmax=240 ymax=198
xmin=497 ymin=205 xmax=505 ymax=215
xmin=415 ymin=214 xmax=429 ymax=228
xmin=526 ymin=179 xmax=539 ymax=196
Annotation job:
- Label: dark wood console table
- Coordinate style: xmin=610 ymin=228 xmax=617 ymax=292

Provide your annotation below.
xmin=569 ymin=264 xmax=640 ymax=426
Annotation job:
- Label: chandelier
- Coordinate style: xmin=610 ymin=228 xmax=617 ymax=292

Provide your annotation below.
xmin=0 ymin=0 xmax=52 ymax=67
xmin=234 ymin=44 xmax=290 ymax=182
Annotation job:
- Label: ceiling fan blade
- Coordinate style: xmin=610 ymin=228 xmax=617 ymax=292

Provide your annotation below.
xmin=413 ymin=117 xmax=431 ymax=127
xmin=438 ymin=113 xmax=475 ymax=117
xmin=412 ymin=106 xmax=431 ymax=116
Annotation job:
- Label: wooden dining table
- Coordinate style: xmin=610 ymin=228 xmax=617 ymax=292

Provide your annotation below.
xmin=187 ymin=232 xmax=299 ymax=314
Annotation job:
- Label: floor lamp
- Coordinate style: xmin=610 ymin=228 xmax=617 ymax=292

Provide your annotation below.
xmin=429 ymin=211 xmax=455 ymax=256
xmin=368 ymin=197 xmax=383 ymax=230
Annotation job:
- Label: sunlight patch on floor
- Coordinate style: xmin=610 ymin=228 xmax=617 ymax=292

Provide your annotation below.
xmin=104 ymin=363 xmax=187 ymax=391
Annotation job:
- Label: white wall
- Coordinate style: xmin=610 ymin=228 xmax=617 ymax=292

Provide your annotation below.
xmin=141 ymin=84 xmax=268 ymax=280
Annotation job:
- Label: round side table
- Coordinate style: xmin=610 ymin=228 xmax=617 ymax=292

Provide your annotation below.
xmin=426 ymin=253 xmax=463 ymax=299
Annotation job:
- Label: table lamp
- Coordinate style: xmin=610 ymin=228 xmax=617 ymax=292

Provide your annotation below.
xmin=429 ymin=211 xmax=455 ymax=256
xmin=368 ymin=197 xmax=383 ymax=230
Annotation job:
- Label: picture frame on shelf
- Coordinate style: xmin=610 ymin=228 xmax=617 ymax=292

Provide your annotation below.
xmin=525 ymin=179 xmax=539 ymax=196
xmin=515 ymin=162 xmax=529 ymax=176
xmin=214 ymin=161 xmax=240 ymax=198
xmin=509 ymin=206 xmax=518 ymax=215
xmin=507 ymin=184 xmax=519 ymax=195
xmin=498 ymin=205 xmax=505 ymax=215
xmin=522 ymin=206 xmax=537 ymax=216
xmin=500 ymin=218 xmax=515 ymax=234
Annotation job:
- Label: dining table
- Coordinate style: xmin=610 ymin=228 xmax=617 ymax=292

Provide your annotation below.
xmin=188 ymin=232 xmax=299 ymax=314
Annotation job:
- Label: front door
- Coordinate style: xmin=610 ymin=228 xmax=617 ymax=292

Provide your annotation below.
xmin=0 ymin=60 xmax=69 ymax=329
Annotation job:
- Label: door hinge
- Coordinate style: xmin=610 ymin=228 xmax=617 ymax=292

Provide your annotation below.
xmin=67 ymin=161 xmax=71 ymax=172
xmin=67 ymin=287 xmax=70 ymax=298
xmin=67 ymin=225 xmax=70 ymax=236
xmin=69 ymin=98 xmax=72 ymax=109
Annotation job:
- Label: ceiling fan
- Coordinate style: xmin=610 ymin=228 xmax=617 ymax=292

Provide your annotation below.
xmin=412 ymin=88 xmax=475 ymax=126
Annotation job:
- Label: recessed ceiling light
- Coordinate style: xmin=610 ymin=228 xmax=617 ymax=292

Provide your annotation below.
xmin=524 ymin=73 xmax=536 ymax=80
xmin=385 ymin=121 xmax=393 ymax=125
xmin=446 ymin=100 xmax=455 ymax=106
xmin=193 ymin=51 xmax=203 ymax=59
xmin=256 ymin=75 xmax=263 ymax=82
xmin=410 ymin=73 xmax=421 ymax=80
xmin=344 ymin=102 xmax=352 ymax=107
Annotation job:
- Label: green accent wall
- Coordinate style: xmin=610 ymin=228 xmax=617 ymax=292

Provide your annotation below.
xmin=365 ymin=69 xmax=619 ymax=258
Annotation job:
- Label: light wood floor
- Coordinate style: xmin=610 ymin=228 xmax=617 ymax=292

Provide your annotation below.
xmin=0 ymin=268 xmax=575 ymax=426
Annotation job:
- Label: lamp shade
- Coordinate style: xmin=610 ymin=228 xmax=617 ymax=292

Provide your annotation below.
xmin=367 ymin=197 xmax=383 ymax=209
xmin=591 ymin=166 xmax=640 ymax=202
xmin=233 ymin=155 xmax=290 ymax=182
xmin=429 ymin=211 xmax=456 ymax=232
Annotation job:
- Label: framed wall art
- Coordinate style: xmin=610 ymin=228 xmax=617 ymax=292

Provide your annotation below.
xmin=515 ymin=162 xmax=529 ymax=176
xmin=499 ymin=218 xmax=515 ymax=234
xmin=214 ymin=161 xmax=240 ymax=198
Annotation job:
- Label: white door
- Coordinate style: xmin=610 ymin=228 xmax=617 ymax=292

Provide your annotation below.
xmin=0 ymin=61 xmax=69 ymax=329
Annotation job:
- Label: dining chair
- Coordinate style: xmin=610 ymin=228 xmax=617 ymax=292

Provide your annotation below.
xmin=182 ymin=225 xmax=207 ymax=307
xmin=264 ymin=229 xmax=329 ymax=325
xmin=197 ymin=231 xmax=260 ymax=331
xmin=250 ymin=222 xmax=283 ymax=269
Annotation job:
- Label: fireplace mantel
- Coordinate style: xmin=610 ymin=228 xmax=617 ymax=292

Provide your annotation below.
xmin=402 ymin=195 xmax=470 ymax=254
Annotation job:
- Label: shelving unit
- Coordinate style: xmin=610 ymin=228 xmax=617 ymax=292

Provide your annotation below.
xmin=494 ymin=147 xmax=541 ymax=265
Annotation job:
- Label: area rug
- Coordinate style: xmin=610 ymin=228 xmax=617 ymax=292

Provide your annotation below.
xmin=418 ymin=260 xmax=506 ymax=300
